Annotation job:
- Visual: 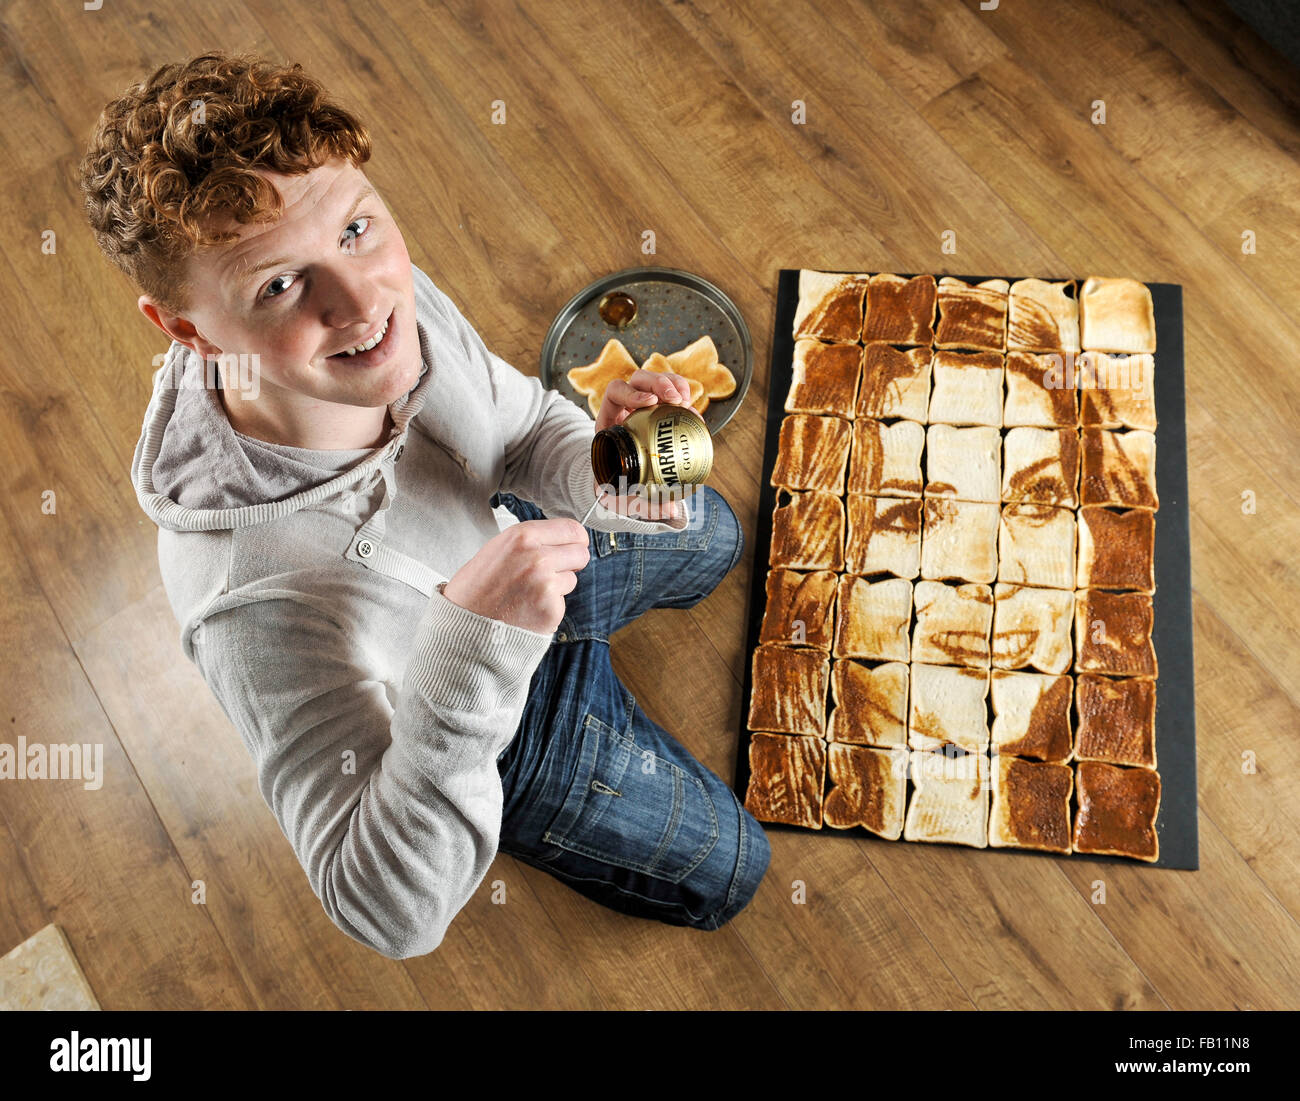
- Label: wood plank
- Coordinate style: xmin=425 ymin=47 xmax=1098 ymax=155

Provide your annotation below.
xmin=797 ymin=0 xmax=1009 ymax=109
xmin=0 ymin=515 xmax=251 ymax=1008
xmin=1183 ymin=397 xmax=1300 ymax=702
xmin=970 ymin=0 xmax=1300 ymax=306
xmin=1059 ymin=810 xmax=1300 ymax=1010
xmin=0 ymin=808 xmax=50 ymax=958
xmin=614 ymin=0 xmax=1059 ymax=276
xmin=0 ymin=131 xmax=161 ymax=646
xmin=405 ymin=858 xmax=605 ymax=1009
xmin=1189 ymin=595 xmax=1300 ymax=923
xmin=1102 ymin=0 xmax=1300 ymax=160
xmin=858 ymin=842 xmax=1167 ymax=1009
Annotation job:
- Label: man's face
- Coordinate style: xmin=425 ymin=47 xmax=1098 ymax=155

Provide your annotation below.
xmin=151 ymin=157 xmax=421 ymax=413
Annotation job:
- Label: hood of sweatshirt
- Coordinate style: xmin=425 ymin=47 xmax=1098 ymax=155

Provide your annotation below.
xmin=132 ymin=288 xmax=438 ymax=533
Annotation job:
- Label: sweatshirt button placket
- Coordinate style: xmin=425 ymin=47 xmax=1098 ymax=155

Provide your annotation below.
xmin=357 ymin=539 xmax=375 ymax=558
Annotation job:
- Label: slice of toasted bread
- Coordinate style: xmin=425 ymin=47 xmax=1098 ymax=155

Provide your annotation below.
xmin=771 ymin=414 xmax=853 ymax=494
xmin=844 ymin=494 xmax=922 ymax=578
xmin=747 ymin=643 xmax=830 ymax=738
xmin=990 ymin=670 xmax=1073 ymax=762
xmin=907 ymin=663 xmax=991 ymax=754
xmin=1079 ymin=276 xmax=1155 ymax=354
xmin=920 ymin=499 xmax=999 ymax=584
xmin=911 ymin=581 xmax=993 ymax=668
xmin=567 ymin=338 xmax=640 ymax=416
xmin=823 ymin=743 xmax=908 ymax=838
xmin=832 ymin=575 xmax=913 ymax=662
xmin=666 ymin=335 xmax=736 ymax=400
xmin=787 ymin=339 xmax=861 ymax=418
xmin=864 ymin=273 xmax=937 ymax=345
xmin=903 ymin=749 xmax=989 ymax=848
xmin=847 ymin=418 xmax=925 ymax=497
xmin=1079 ymin=428 xmax=1158 ymax=510
xmin=857 ymin=343 xmax=931 ymax=421
xmin=997 ymin=503 xmax=1077 ymax=591
xmin=1007 ymin=278 xmax=1080 ymax=353
xmin=988 ymin=755 xmax=1073 ymax=852
xmin=1004 ymin=351 xmax=1079 ymax=427
xmin=991 ymin=583 xmax=1074 ymax=675
xmin=925 ymin=424 xmax=1001 ymax=502
xmin=1074 ymin=590 xmax=1157 ymax=677
xmin=935 ymin=276 xmax=1009 ymax=351
xmin=759 ymin=569 xmax=838 ymax=651
xmin=1075 ymin=675 xmax=1156 ymax=768
xmin=744 ymin=732 xmax=827 ymax=829
xmin=793 ymin=270 xmax=868 ymax=344
xmin=928 ymin=349 xmax=1004 ymax=426
xmin=770 ymin=490 xmax=845 ymax=571
xmin=827 ymin=660 xmax=909 ymax=747
xmin=1073 ymin=760 xmax=1160 ymax=862
xmin=1076 ymin=506 xmax=1155 ymax=592
xmin=1002 ymin=427 xmax=1080 ymax=508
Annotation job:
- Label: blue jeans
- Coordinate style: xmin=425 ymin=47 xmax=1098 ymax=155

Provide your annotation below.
xmin=490 ymin=485 xmax=771 ymax=930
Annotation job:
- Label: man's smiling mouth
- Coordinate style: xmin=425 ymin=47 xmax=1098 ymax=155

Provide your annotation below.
xmin=328 ymin=309 xmax=393 ymax=358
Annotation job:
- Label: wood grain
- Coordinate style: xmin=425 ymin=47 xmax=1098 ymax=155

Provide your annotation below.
xmin=0 ymin=0 xmax=1296 ymax=1008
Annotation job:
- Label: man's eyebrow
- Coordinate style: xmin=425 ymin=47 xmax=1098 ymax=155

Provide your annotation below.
xmin=233 ymin=183 xmax=380 ymax=289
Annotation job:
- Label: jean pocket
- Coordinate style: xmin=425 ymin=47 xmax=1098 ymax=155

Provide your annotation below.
xmin=541 ymin=712 xmax=720 ymax=883
xmin=591 ymin=489 xmax=719 ymax=557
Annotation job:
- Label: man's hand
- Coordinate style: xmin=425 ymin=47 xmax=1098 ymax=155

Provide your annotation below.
xmin=441 ymin=518 xmax=590 ymax=634
xmin=593 ymin=368 xmax=698 ymax=523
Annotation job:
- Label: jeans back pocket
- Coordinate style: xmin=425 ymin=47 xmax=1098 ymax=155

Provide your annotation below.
xmin=542 ymin=713 xmax=720 ymax=883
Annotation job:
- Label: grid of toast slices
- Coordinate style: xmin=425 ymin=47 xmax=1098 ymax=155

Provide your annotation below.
xmin=744 ymin=271 xmax=1161 ymax=861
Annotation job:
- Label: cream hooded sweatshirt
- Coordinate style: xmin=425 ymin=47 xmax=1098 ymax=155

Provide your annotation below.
xmin=131 ymin=262 xmax=689 ymax=958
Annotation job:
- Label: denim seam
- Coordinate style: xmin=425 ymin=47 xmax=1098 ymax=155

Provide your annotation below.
xmin=696 ymin=491 xmax=721 ymax=553
xmin=724 ymin=507 xmax=744 ymax=574
xmin=716 ymin=793 xmax=750 ymax=925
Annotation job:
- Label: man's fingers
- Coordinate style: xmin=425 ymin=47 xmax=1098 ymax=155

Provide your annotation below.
xmin=605 ymin=377 xmax=660 ymax=409
xmin=622 ymin=369 xmax=687 ymax=404
xmin=665 ymin=372 xmax=693 ymax=403
xmin=516 ymin=517 xmax=590 ymax=545
xmin=546 ymin=541 xmax=591 ymax=574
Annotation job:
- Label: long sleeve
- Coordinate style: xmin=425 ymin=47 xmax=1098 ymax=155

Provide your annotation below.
xmin=191 ymin=582 xmax=553 ymax=960
xmin=414 ymin=266 xmax=693 ymax=534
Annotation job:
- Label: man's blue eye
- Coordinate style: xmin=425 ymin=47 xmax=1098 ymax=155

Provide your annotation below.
xmin=260 ymin=216 xmax=373 ymax=303
xmin=264 ymin=274 xmax=295 ymax=299
xmin=343 ymin=216 xmax=371 ymax=247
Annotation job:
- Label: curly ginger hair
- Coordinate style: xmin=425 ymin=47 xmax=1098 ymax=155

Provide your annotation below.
xmin=76 ymin=51 xmax=373 ymax=318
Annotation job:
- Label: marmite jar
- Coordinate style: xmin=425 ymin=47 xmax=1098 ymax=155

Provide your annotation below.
xmin=591 ymin=403 xmax=713 ymax=488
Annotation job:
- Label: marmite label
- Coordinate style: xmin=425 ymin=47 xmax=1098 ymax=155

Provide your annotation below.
xmin=647 ymin=409 xmax=711 ymax=484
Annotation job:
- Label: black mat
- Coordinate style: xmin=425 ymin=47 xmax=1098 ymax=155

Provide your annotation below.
xmin=733 ymin=270 xmax=1198 ymax=870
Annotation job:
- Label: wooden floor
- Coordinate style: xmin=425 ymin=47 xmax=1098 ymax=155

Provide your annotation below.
xmin=0 ymin=0 xmax=1297 ymax=1010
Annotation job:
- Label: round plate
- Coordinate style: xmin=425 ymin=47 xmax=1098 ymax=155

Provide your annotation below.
xmin=540 ymin=267 xmax=753 ymax=435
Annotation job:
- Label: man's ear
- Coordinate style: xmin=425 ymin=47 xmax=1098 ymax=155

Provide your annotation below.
xmin=138 ymin=296 xmax=214 ymax=358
